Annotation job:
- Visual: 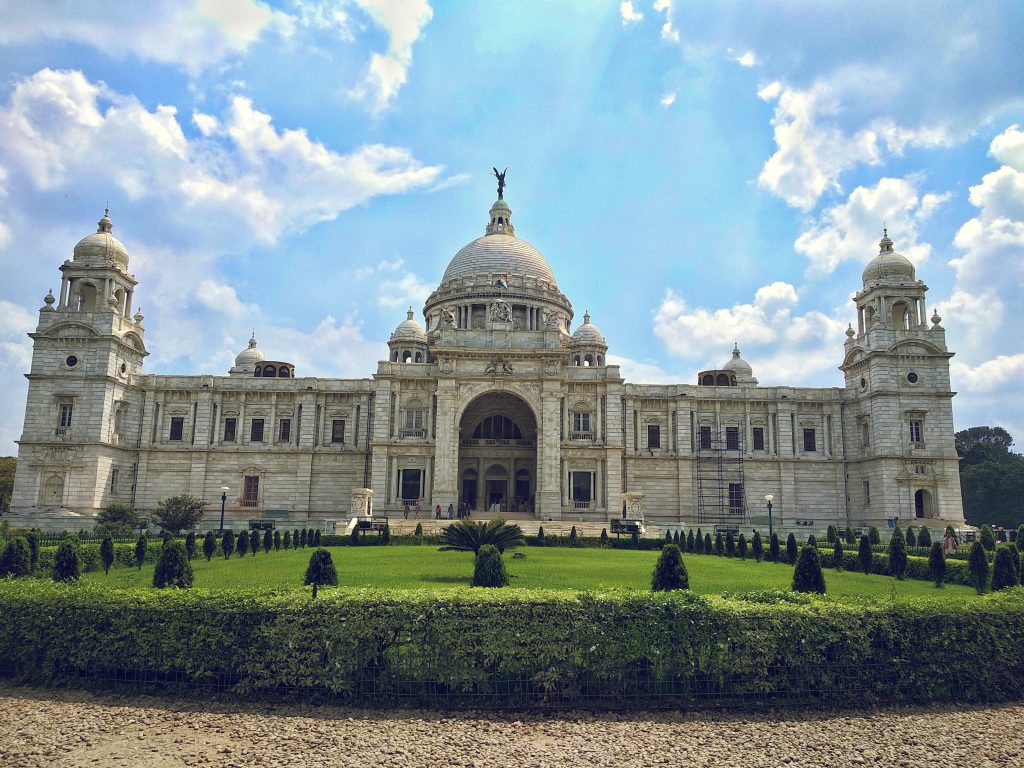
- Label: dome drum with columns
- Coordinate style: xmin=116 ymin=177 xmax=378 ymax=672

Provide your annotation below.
xmin=8 ymin=189 xmax=965 ymax=535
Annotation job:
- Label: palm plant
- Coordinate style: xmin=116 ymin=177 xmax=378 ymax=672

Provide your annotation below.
xmin=438 ymin=518 xmax=525 ymax=554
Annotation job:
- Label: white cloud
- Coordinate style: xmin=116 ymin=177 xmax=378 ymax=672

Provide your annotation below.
xmin=195 ymin=279 xmax=259 ymax=319
xmin=378 ymin=271 xmax=432 ymax=309
xmin=660 ymin=92 xmax=677 ymax=107
xmin=991 ymin=124 xmax=1024 ymax=170
xmin=794 ymin=177 xmax=948 ymax=276
xmin=606 ymin=354 xmax=675 ymax=384
xmin=349 ymin=0 xmax=433 ymax=112
xmin=620 ymin=1 xmax=643 ymax=24
xmin=653 ymin=0 xmax=679 ymax=42
xmin=735 ymin=51 xmax=757 ymax=67
xmin=951 ymin=354 xmax=1024 ymax=393
xmin=0 ymin=221 xmax=9 ymax=250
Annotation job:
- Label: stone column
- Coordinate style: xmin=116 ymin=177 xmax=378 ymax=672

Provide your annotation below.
xmin=537 ymin=383 xmax=562 ymax=518
xmin=431 ymin=379 xmax=458 ymax=511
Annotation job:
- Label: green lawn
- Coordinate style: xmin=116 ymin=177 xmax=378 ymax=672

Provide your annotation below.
xmin=84 ymin=545 xmax=976 ymax=600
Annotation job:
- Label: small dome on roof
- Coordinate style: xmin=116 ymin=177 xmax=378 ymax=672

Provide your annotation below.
xmin=390 ymin=307 xmax=428 ymax=344
xmin=73 ymin=209 xmax=130 ymax=270
xmin=722 ymin=343 xmax=752 ymax=376
xmin=571 ymin=311 xmax=607 ymax=346
xmin=862 ymin=230 xmax=915 ymax=284
xmin=235 ymin=332 xmax=266 ymax=367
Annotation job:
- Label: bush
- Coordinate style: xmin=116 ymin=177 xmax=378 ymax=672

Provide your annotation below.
xmin=889 ymin=526 xmax=908 ymax=580
xmin=769 ymin=533 xmax=780 ymax=563
xmin=673 ymin=530 xmax=680 ymax=546
xmin=350 ymin=527 xmax=359 ymax=546
xmin=95 ymin=503 xmax=139 ymax=537
xmin=283 ymin=530 xmax=291 ymax=550
xmin=859 ymin=535 xmax=873 ymax=575
xmin=981 ymin=524 xmax=996 ymax=552
xmin=153 ymin=541 xmax=193 ymax=589
xmin=686 ymin=530 xmax=694 ymax=553
xmin=273 ymin=530 xmax=281 ymax=551
xmin=738 ymin=533 xmax=747 ymax=560
xmin=929 ymin=542 xmax=946 ymax=587
xmin=472 ymin=544 xmax=509 ymax=588
xmin=382 ymin=523 xmax=391 ymax=546
xmin=52 ymin=540 xmax=81 ymax=582
xmin=725 ymin=532 xmax=735 ymax=557
xmin=651 ymin=544 xmax=688 ymax=591
xmin=844 ymin=526 xmax=856 ymax=545
xmin=906 ymin=527 xmax=917 ymax=547
xmin=185 ymin=532 xmax=197 ymax=561
xmin=0 ymin=537 xmax=32 ymax=578
xmin=153 ymin=494 xmax=205 ymax=536
xmin=414 ymin=523 xmax=424 ymax=540
xmin=237 ymin=530 xmax=250 ymax=557
xmin=263 ymin=530 xmax=273 ymax=554
xmin=664 ymin=529 xmax=672 ymax=544
xmin=714 ymin=533 xmax=724 ymax=556
xmin=918 ymin=527 xmax=932 ymax=548
xmin=571 ymin=526 xmax=580 ymax=546
xmin=992 ymin=548 xmax=1019 ymax=591
xmin=968 ymin=541 xmax=989 ymax=594
xmin=26 ymin=531 xmax=40 ymax=572
xmin=300 ymin=529 xmax=308 ymax=549
xmin=704 ymin=533 xmax=712 ymax=554
xmin=868 ymin=527 xmax=881 ymax=545
xmin=100 ymin=537 xmax=114 ymax=575
xmin=792 ymin=546 xmax=826 ymax=594
xmin=314 ymin=530 xmax=322 ymax=547
xmin=826 ymin=525 xmax=838 ymax=544
xmin=786 ymin=534 xmax=798 ymax=564
xmin=250 ymin=530 xmax=260 ymax=556
xmin=536 ymin=526 xmax=545 ymax=545
xmin=203 ymin=532 xmax=216 ymax=562
xmin=222 ymin=530 xmax=235 ymax=559
xmin=832 ymin=538 xmax=844 ymax=571
xmin=134 ymin=535 xmax=147 ymax=570
xmin=807 ymin=534 xmax=817 ymax=548
xmin=752 ymin=532 xmax=763 ymax=562
xmin=600 ymin=528 xmax=608 ymax=547
xmin=304 ymin=548 xmax=338 ymax=599
xmin=694 ymin=529 xmax=705 ymax=554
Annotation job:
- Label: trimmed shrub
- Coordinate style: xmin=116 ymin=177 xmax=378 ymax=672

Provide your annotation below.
xmin=714 ymin=533 xmax=724 ymax=556
xmin=752 ymin=531 xmax=763 ymax=562
xmin=738 ymin=533 xmax=747 ymax=560
xmin=868 ymin=526 xmax=881 ymax=545
xmin=992 ymin=548 xmax=1019 ymax=591
xmin=599 ymin=528 xmax=608 ymax=547
xmin=664 ymin=529 xmax=672 ymax=544
xmin=283 ymin=530 xmax=291 ymax=550
xmin=52 ymin=540 xmax=81 ymax=582
xmin=26 ymin=531 xmax=39 ymax=572
xmin=786 ymin=533 xmax=798 ymax=564
xmin=1009 ymin=544 xmax=1021 ymax=583
xmin=314 ymin=530 xmax=322 ymax=547
xmin=889 ymin=525 xmax=908 ymax=580
xmin=807 ymin=534 xmax=817 ymax=548
xmin=651 ymin=544 xmax=688 ymax=591
xmin=249 ymin=531 xmax=260 ymax=556
xmin=222 ymin=530 xmax=235 ymax=559
xmin=472 ymin=544 xmax=509 ymax=588
xmin=263 ymin=530 xmax=273 ymax=554
xmin=826 ymin=525 xmax=838 ymax=544
xmin=153 ymin=541 xmax=193 ymax=589
xmin=0 ymin=537 xmax=32 ymax=578
xmin=100 ymin=537 xmax=114 ymax=575
xmin=414 ymin=523 xmax=423 ymax=541
xmin=134 ymin=535 xmax=147 ymax=570
xmin=725 ymin=532 xmax=735 ymax=558
xmin=928 ymin=542 xmax=946 ymax=587
xmin=769 ymin=533 xmax=780 ymax=563
xmin=792 ymin=546 xmax=826 ymax=594
xmin=350 ymin=527 xmax=359 ymax=546
xmin=1016 ymin=524 xmax=1024 ymax=549
xmin=704 ymin=533 xmax=712 ymax=554
xmin=673 ymin=530 xmax=680 ymax=546
xmin=968 ymin=541 xmax=989 ymax=594
xmin=694 ymin=529 xmax=704 ymax=554
xmin=298 ymin=529 xmax=306 ymax=549
xmin=906 ymin=527 xmax=917 ymax=547
xmin=570 ymin=526 xmax=580 ymax=546
xmin=633 ymin=532 xmax=641 ymax=550
xmin=382 ymin=523 xmax=391 ymax=545
xmin=844 ymin=526 xmax=856 ymax=546
xmin=832 ymin=538 xmax=844 ymax=571
xmin=686 ymin=530 xmax=694 ymax=553
xmin=304 ymin=548 xmax=338 ymax=599
xmin=536 ymin=526 xmax=545 ymax=545
xmin=859 ymin=535 xmax=873 ymax=575
xmin=185 ymin=531 xmax=197 ymax=561
xmin=918 ymin=527 xmax=932 ymax=548
xmin=981 ymin=524 xmax=996 ymax=552
xmin=273 ymin=530 xmax=281 ymax=551
xmin=237 ymin=530 xmax=249 ymax=557
xmin=203 ymin=532 xmax=216 ymax=562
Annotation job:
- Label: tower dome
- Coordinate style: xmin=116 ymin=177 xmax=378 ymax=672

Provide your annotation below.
xmin=721 ymin=343 xmax=753 ymax=377
xmin=571 ymin=311 xmax=607 ymax=346
xmin=862 ymin=229 xmax=915 ymax=285
xmin=569 ymin=311 xmax=608 ymax=367
xmin=390 ymin=307 xmax=428 ymax=344
xmin=234 ymin=332 xmax=266 ymax=366
xmin=73 ymin=209 xmax=130 ymax=271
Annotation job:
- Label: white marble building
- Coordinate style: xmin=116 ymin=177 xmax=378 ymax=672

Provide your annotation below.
xmin=9 ymin=194 xmax=965 ymax=533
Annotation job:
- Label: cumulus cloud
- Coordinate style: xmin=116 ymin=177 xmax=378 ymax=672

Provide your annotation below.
xmin=660 ymin=92 xmax=677 ymax=107
xmin=349 ymin=0 xmax=433 ymax=112
xmin=620 ymin=1 xmax=643 ymax=24
xmin=378 ymin=271 xmax=432 ymax=309
xmin=734 ymin=51 xmax=756 ymax=67
xmin=794 ymin=177 xmax=948 ymax=276
xmin=654 ymin=0 xmax=679 ymax=42
xmin=0 ymin=299 xmax=35 ymax=451
xmin=606 ymin=354 xmax=676 ymax=384
xmin=195 ymin=279 xmax=259 ymax=319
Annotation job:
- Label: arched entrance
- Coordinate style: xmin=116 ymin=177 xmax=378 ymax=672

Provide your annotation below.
xmin=458 ymin=392 xmax=537 ymax=515
xmin=914 ymin=489 xmax=933 ymax=518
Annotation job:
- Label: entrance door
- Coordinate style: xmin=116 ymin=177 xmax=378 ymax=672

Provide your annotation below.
xmin=915 ymin=489 xmax=932 ymax=518
xmin=462 ymin=471 xmax=478 ymax=510
xmin=486 ymin=479 xmax=506 ymax=509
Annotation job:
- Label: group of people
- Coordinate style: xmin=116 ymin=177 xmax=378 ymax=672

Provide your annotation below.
xmin=402 ymin=501 xmax=422 ymax=520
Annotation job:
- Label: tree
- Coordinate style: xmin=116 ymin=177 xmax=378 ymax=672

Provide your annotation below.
xmin=304 ymin=548 xmax=338 ymax=599
xmin=439 ymin=519 xmax=525 ymax=554
xmin=95 ymin=502 xmax=139 ymax=537
xmin=918 ymin=526 xmax=932 ymax=548
xmin=664 ymin=529 xmax=672 ymax=545
xmin=868 ymin=526 xmax=881 ymax=545
xmin=752 ymin=531 xmax=763 ymax=562
xmin=185 ymin=531 xmax=197 ymax=560
xmin=600 ymin=528 xmax=609 ymax=548
xmin=1017 ymin=524 xmax=1024 ymax=548
xmin=832 ymin=538 xmax=844 ymax=570
xmin=792 ymin=546 xmax=826 ymax=594
xmin=153 ymin=541 xmax=193 ymax=589
xmin=222 ymin=529 xmax=235 ymax=559
xmin=283 ymin=530 xmax=291 ymax=550
xmin=25 ymin=531 xmax=39 ymax=571
xmin=769 ymin=533 xmax=780 ymax=563
xmin=0 ymin=536 xmax=32 ymax=578
xmin=273 ymin=530 xmax=281 ymax=551
xmin=704 ymin=533 xmax=712 ymax=554
xmin=738 ymin=533 xmax=747 ymax=560
xmin=807 ymin=534 xmax=817 ymax=548
xmin=100 ymin=536 xmax=114 ymax=575
xmin=686 ymin=530 xmax=695 ymax=552
xmin=725 ymin=532 xmax=736 ymax=558
xmin=694 ymin=529 xmax=705 ymax=554
xmin=714 ymin=532 xmax=724 ymax=556
xmin=52 ymin=539 xmax=81 ymax=582
xmin=786 ymin=533 xmax=798 ymax=564
xmin=906 ymin=526 xmax=917 ymax=547
xmin=826 ymin=525 xmax=838 ymax=544
xmin=313 ymin=529 xmax=322 ymax=546
xmin=299 ymin=529 xmax=307 ymax=548
xmin=858 ymin=535 xmax=873 ymax=575
xmin=992 ymin=548 xmax=1019 ymax=591
xmin=0 ymin=456 xmax=15 ymax=517
xmin=888 ymin=525 xmax=908 ymax=580
xmin=134 ymin=534 xmax=147 ymax=570
xmin=967 ymin=541 xmax=989 ymax=594
xmin=263 ymin=529 xmax=272 ymax=554
xmin=472 ymin=544 xmax=508 ymax=587
xmin=956 ymin=426 xmax=1024 ymax=528
xmin=536 ymin=526 xmax=545 ymax=545
xmin=844 ymin=526 xmax=856 ymax=545
xmin=203 ymin=531 xmax=216 ymax=561
xmin=980 ymin=524 xmax=996 ymax=551
xmin=651 ymin=544 xmax=689 ymax=591
xmin=248 ymin=529 xmax=259 ymax=556
xmin=673 ymin=530 xmax=680 ymax=546
xmin=153 ymin=494 xmax=205 ymax=536
xmin=928 ymin=542 xmax=946 ymax=587
xmin=382 ymin=522 xmax=391 ymax=545
xmin=237 ymin=530 xmax=249 ymax=557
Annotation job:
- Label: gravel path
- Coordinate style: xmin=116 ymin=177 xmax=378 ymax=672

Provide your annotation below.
xmin=1 ymin=683 xmax=1022 ymax=767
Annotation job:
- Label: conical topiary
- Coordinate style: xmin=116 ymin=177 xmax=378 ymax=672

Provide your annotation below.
xmin=844 ymin=526 xmax=856 ymax=545
xmin=992 ymin=547 xmax=1019 ymax=591
xmin=868 ymin=526 xmax=881 ymax=545
xmin=888 ymin=525 xmax=907 ymax=580
xmin=918 ymin=526 xmax=932 ymax=548
xmin=704 ymin=533 xmax=712 ymax=554
xmin=273 ymin=530 xmax=281 ymax=551
xmin=185 ymin=531 xmax=197 ymax=560
xmin=236 ymin=530 xmax=249 ymax=558
xmin=826 ymin=525 xmax=837 ymax=544
xmin=752 ymin=531 xmax=763 ymax=562
xmin=203 ymin=531 xmax=216 ymax=561
xmin=0 ymin=537 xmax=32 ymax=578
xmin=738 ymin=533 xmax=747 ymax=560
xmin=100 ymin=536 xmax=114 ymax=575
xmin=472 ymin=544 xmax=508 ymax=588
xmin=651 ymin=544 xmax=689 ymax=591
xmin=135 ymin=534 xmax=147 ymax=570
xmin=283 ymin=530 xmax=291 ymax=549
xmin=769 ymin=533 xmax=780 ymax=563
xmin=694 ymin=529 xmax=705 ymax=554
xmin=153 ymin=541 xmax=193 ymax=588
xmin=906 ymin=527 xmax=917 ymax=547
xmin=792 ymin=546 xmax=826 ymax=594
xmin=967 ymin=541 xmax=988 ymax=594
xmin=786 ymin=533 xmax=798 ymax=564
xmin=304 ymin=548 xmax=338 ymax=599
xmin=686 ymin=530 xmax=695 ymax=553
xmin=714 ymin=532 xmax=724 ymax=556
xmin=928 ymin=541 xmax=946 ymax=587
xmin=52 ymin=539 xmax=82 ymax=582
xmin=832 ymin=538 xmax=844 ymax=570
xmin=858 ymin=534 xmax=873 ymax=575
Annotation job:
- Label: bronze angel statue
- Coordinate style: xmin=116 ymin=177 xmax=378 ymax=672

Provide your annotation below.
xmin=492 ymin=167 xmax=507 ymax=199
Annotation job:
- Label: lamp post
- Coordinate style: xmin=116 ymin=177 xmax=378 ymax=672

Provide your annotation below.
xmin=764 ymin=494 xmax=774 ymax=541
xmin=219 ymin=486 xmax=230 ymax=533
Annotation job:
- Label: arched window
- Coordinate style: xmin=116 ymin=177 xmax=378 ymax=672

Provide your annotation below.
xmin=254 ymin=365 xmax=262 ymax=376
xmin=891 ymin=301 xmax=911 ymax=330
xmin=73 ymin=282 xmax=97 ymax=312
xmin=472 ymin=416 xmax=523 ymax=440
xmin=392 ymin=351 xmax=399 ymax=362
xmin=263 ymin=364 xmax=276 ymax=377
xmin=573 ymin=356 xmax=581 ymax=366
xmin=701 ymin=374 xmax=714 ymax=386
xmin=414 ymin=351 xmax=423 ymax=363
xmin=730 ymin=375 xmax=737 ymax=386
xmin=716 ymin=373 xmax=729 ymax=386
xmin=277 ymin=367 xmax=290 ymax=378
xmin=583 ymin=354 xmax=593 ymax=366
xmin=596 ymin=355 xmax=603 ymax=366
xmin=42 ymin=475 xmax=64 ymax=506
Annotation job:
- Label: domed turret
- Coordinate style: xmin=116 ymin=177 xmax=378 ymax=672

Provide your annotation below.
xmin=73 ymin=209 xmax=130 ymax=272
xmin=862 ymin=229 xmax=915 ymax=285
xmin=389 ymin=307 xmax=429 ymax=364
xmin=722 ymin=343 xmax=752 ymax=377
xmin=698 ymin=344 xmax=758 ymax=387
xmin=570 ymin=311 xmax=608 ymax=366
xmin=230 ymin=332 xmax=265 ymax=376
xmin=390 ymin=307 xmax=428 ymax=344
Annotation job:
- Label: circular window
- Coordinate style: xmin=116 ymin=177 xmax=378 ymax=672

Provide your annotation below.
xmin=907 ymin=372 xmax=919 ymax=384
xmin=120 ymin=362 xmax=127 ymax=374
xmin=65 ymin=355 xmax=78 ymax=368
xmin=860 ymin=377 xmax=867 ymax=389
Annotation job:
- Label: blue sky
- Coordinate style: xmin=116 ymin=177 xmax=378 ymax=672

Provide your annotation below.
xmin=1 ymin=0 xmax=1023 ymax=454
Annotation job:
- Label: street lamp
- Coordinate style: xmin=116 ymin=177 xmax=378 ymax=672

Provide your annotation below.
xmin=219 ymin=486 xmax=230 ymax=533
xmin=764 ymin=494 xmax=774 ymax=541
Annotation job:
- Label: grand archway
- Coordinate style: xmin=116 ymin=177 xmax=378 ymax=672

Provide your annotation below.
xmin=458 ymin=391 xmax=537 ymax=515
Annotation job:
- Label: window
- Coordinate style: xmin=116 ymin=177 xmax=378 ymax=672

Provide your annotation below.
xmin=803 ymin=428 xmax=816 ymax=452
xmin=862 ymin=422 xmax=870 ymax=448
xmin=278 ymin=418 xmax=291 ymax=443
xmin=224 ymin=417 xmax=237 ymax=442
xmin=169 ymin=417 xmax=184 ymax=441
xmin=914 ymin=462 xmax=927 ymax=475
xmin=110 ymin=468 xmax=119 ymax=494
xmin=728 ymin=482 xmax=744 ymax=512
xmin=403 ymin=409 xmax=425 ymax=437
xmin=863 ymin=480 xmax=871 ymax=506
xmin=909 ymin=419 xmax=923 ymax=444
xmin=752 ymin=427 xmax=765 ymax=451
xmin=699 ymin=426 xmax=712 ymax=450
xmin=250 ymin=418 xmax=265 ymax=443
xmin=242 ymin=475 xmax=259 ymax=507
xmin=726 ymin=426 xmax=740 ymax=450
xmin=400 ymin=468 xmax=423 ymax=501
xmin=331 ymin=419 xmax=346 ymax=443
xmin=472 ymin=416 xmax=522 ymax=440
xmin=647 ymin=425 xmax=661 ymax=450
xmin=58 ymin=403 xmax=73 ymax=429
xmin=572 ymin=412 xmax=591 ymax=435
xmin=571 ymin=472 xmax=593 ymax=505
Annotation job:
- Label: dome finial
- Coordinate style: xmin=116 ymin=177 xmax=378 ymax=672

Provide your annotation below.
xmin=583 ymin=310 xmax=591 ymax=324
xmin=97 ymin=207 xmax=113 ymax=234
xmin=732 ymin=342 xmax=741 ymax=357
xmin=406 ymin=306 xmax=415 ymax=320
xmin=249 ymin=330 xmax=258 ymax=348
xmin=879 ymin=226 xmax=894 ymax=253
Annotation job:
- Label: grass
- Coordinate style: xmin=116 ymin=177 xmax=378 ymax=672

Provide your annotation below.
xmin=83 ymin=545 xmax=977 ymax=600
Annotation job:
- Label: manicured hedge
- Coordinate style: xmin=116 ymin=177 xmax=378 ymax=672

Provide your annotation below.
xmin=1 ymin=581 xmax=1022 ymax=707
xmin=816 ymin=547 xmax=976 ymax=587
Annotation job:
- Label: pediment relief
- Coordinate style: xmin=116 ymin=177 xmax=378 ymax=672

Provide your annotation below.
xmin=42 ymin=322 xmax=99 ymax=339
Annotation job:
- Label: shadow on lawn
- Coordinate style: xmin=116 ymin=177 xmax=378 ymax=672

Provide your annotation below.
xmin=419 ymin=575 xmax=472 ymax=584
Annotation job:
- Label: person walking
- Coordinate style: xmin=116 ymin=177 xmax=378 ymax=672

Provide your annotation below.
xmin=435 ymin=504 xmax=442 ymax=520
xmin=414 ymin=501 xmax=421 ymax=519
xmin=403 ymin=503 xmax=410 ymax=520
xmin=448 ymin=503 xmax=455 ymax=519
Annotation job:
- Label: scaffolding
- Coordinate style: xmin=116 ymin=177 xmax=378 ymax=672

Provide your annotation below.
xmin=696 ymin=428 xmax=747 ymax=527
